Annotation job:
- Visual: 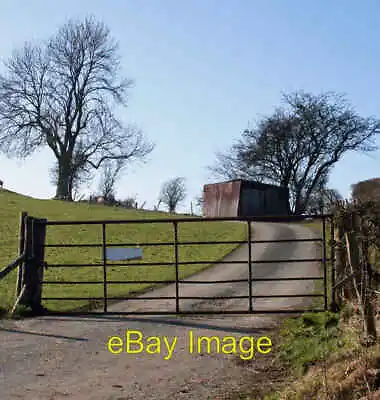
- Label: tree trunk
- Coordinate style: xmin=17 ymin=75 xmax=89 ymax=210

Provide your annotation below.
xmin=55 ymin=155 xmax=73 ymax=201
xmin=294 ymin=195 xmax=305 ymax=215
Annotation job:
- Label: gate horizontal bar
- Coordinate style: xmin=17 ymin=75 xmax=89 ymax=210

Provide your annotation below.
xmin=42 ymin=293 xmax=323 ymax=301
xmin=45 ymin=214 xmax=332 ymax=225
xmin=46 ymin=263 xmax=109 ymax=268
xmin=41 ymin=276 xmax=324 ymax=285
xmin=252 ymin=294 xmax=324 ymax=298
xmin=41 ymin=280 xmax=178 ymax=285
xmin=44 ymin=243 xmax=102 ymax=248
xmin=251 ymin=276 xmax=324 ymax=281
xmin=42 ymin=237 xmax=323 ymax=248
xmin=180 ymin=277 xmax=324 ymax=283
xmin=249 ymin=258 xmax=326 ymax=264
xmin=45 ymin=309 xmax=327 ymax=316
xmin=42 ymin=296 xmax=250 ymax=301
xmin=42 ymin=296 xmax=177 ymax=300
xmin=46 ymin=257 xmax=328 ymax=268
xmin=181 ymin=294 xmax=324 ymax=299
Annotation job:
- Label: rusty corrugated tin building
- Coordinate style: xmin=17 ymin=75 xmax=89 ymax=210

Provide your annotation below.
xmin=203 ymin=179 xmax=289 ymax=217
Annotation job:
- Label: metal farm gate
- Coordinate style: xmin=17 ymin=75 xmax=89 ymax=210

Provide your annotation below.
xmin=6 ymin=213 xmax=335 ymax=315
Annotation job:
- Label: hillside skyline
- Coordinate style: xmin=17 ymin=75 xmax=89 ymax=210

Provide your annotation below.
xmin=0 ymin=1 xmax=379 ymax=212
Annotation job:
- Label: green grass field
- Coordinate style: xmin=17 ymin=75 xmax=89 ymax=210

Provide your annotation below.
xmin=0 ymin=190 xmax=246 ymax=313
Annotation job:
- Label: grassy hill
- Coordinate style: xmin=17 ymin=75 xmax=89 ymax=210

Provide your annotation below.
xmin=0 ymin=189 xmax=246 ymax=313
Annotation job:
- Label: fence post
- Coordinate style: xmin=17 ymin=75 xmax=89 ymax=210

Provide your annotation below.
xmin=344 ymin=213 xmax=377 ymax=341
xmin=334 ymin=224 xmax=345 ymax=308
xmin=330 ymin=218 xmax=338 ymax=312
xmin=19 ymin=217 xmax=47 ymax=313
xmin=322 ymin=215 xmax=328 ymax=310
xmin=359 ymin=215 xmax=377 ymax=341
xmin=15 ymin=211 xmax=27 ymax=299
xmin=345 ymin=215 xmax=357 ymax=300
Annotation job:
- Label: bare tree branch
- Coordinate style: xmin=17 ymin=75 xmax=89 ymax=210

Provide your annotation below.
xmin=0 ymin=17 xmax=154 ymax=201
xmin=159 ymin=177 xmax=187 ymax=213
xmin=98 ymin=158 xmax=125 ymax=202
xmin=210 ymin=91 xmax=380 ymax=214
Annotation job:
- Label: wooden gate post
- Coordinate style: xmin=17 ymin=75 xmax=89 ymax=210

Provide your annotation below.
xmin=19 ymin=217 xmax=47 ymax=313
xmin=15 ymin=211 xmax=27 ymax=298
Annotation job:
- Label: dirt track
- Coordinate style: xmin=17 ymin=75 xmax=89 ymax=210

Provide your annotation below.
xmin=0 ymin=222 xmax=322 ymax=399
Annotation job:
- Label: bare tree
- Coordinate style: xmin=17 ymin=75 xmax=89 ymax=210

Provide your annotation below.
xmin=159 ymin=177 xmax=186 ymax=213
xmin=307 ymin=186 xmax=343 ymax=214
xmin=323 ymin=188 xmax=344 ymax=212
xmin=211 ymin=91 xmax=379 ymax=214
xmin=0 ymin=17 xmax=154 ymax=201
xmin=153 ymin=199 xmax=162 ymax=211
xmin=193 ymin=192 xmax=204 ymax=216
xmin=98 ymin=159 xmax=125 ymax=203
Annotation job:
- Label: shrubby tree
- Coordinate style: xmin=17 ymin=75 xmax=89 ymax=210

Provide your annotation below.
xmin=159 ymin=177 xmax=186 ymax=213
xmin=120 ymin=196 xmax=138 ymax=209
xmin=193 ymin=192 xmax=204 ymax=216
xmin=0 ymin=17 xmax=153 ymax=201
xmin=306 ymin=185 xmax=343 ymax=214
xmin=153 ymin=199 xmax=162 ymax=211
xmin=352 ymin=178 xmax=380 ymax=203
xmin=98 ymin=159 xmax=124 ymax=203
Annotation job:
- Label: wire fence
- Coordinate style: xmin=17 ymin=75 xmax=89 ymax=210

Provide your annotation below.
xmin=316 ymin=199 xmax=380 ymax=399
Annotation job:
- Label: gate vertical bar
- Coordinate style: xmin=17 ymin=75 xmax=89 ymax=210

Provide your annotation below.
xmin=173 ymin=221 xmax=180 ymax=313
xmin=330 ymin=217 xmax=337 ymax=311
xmin=102 ymin=223 xmax=108 ymax=313
xmin=322 ymin=215 xmax=328 ymax=310
xmin=247 ymin=220 xmax=253 ymax=312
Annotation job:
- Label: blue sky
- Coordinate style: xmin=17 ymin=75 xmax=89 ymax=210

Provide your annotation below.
xmin=0 ymin=1 xmax=379 ymax=212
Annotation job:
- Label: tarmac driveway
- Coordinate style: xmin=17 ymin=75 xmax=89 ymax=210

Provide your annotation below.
xmin=0 ymin=222 xmax=323 ymax=399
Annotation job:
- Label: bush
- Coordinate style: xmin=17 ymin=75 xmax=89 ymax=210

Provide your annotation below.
xmin=120 ymin=197 xmax=137 ymax=209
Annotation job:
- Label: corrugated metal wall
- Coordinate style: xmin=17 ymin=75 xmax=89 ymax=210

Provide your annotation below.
xmin=203 ymin=179 xmax=290 ymax=217
xmin=203 ymin=180 xmax=241 ymax=217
